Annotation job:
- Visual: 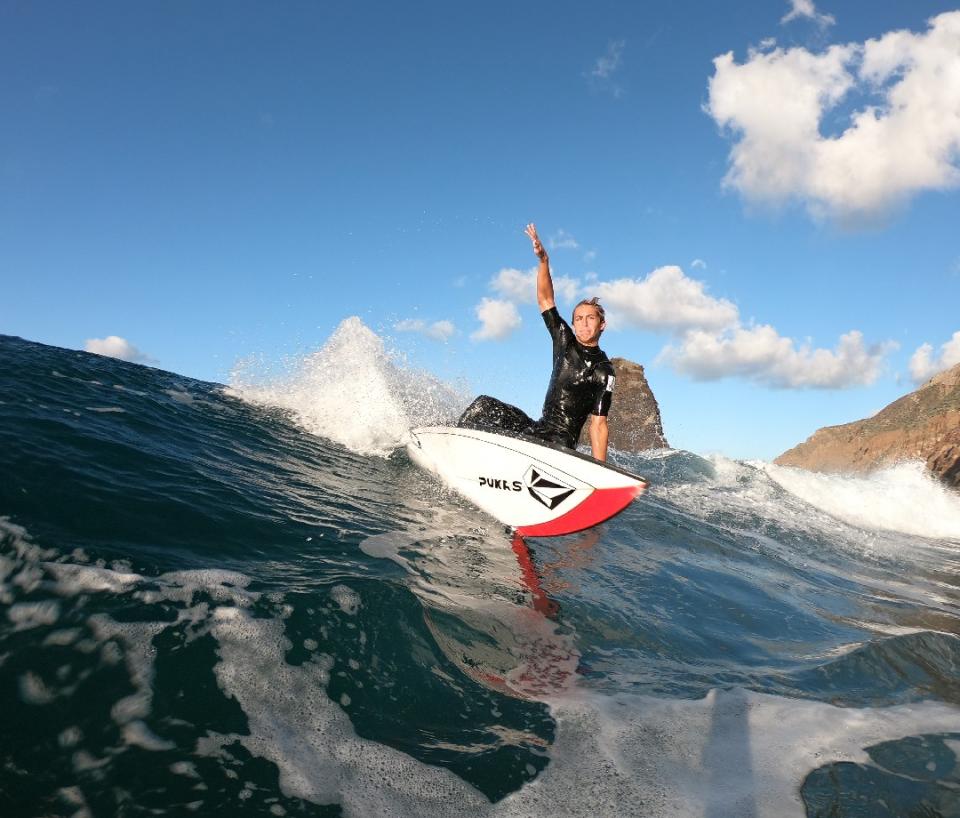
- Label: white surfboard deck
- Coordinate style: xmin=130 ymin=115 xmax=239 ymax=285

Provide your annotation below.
xmin=407 ymin=426 xmax=648 ymax=537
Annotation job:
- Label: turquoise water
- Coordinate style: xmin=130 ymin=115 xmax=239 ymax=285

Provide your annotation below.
xmin=2 ymin=330 xmax=960 ymax=817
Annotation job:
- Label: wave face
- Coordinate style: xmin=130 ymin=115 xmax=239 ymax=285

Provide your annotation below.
xmin=2 ymin=329 xmax=960 ymax=818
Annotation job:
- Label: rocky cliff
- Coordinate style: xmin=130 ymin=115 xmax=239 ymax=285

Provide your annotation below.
xmin=774 ymin=363 xmax=960 ymax=488
xmin=579 ymin=357 xmax=669 ymax=453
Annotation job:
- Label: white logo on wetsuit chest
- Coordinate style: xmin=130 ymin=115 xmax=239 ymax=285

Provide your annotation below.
xmin=523 ymin=466 xmax=575 ymax=510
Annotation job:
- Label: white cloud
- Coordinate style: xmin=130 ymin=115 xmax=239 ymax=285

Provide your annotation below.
xmin=490 ymin=267 xmax=579 ymax=304
xmin=592 ymin=266 xmax=739 ymax=333
xmin=490 ymin=268 xmax=534 ymax=302
xmin=426 ymin=320 xmax=455 ymax=341
xmin=395 ymin=319 xmax=425 ymax=333
xmin=909 ymin=330 xmax=960 ymax=383
xmin=548 ymin=229 xmax=579 ymax=250
xmin=707 ymin=12 xmax=960 ymax=221
xmin=589 ymin=263 xmax=893 ymax=388
xmin=910 ymin=343 xmax=937 ymax=383
xmin=660 ymin=326 xmax=895 ymax=388
xmin=471 ymin=298 xmax=521 ymax=341
xmin=84 ymin=336 xmax=151 ymax=363
xmin=691 ymin=258 xmax=707 ymax=269
xmin=591 ymin=40 xmax=625 ymax=79
xmin=781 ymin=0 xmax=835 ymax=28
xmin=394 ymin=318 xmax=456 ymax=342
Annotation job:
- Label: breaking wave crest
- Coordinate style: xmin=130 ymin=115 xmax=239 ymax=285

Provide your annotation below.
xmin=228 ymin=317 xmax=468 ymax=457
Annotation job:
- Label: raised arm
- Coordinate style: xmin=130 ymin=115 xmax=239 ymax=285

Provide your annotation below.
xmin=525 ymin=223 xmax=555 ymax=312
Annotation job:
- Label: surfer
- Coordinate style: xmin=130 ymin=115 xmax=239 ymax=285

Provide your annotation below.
xmin=458 ymin=223 xmax=616 ymax=461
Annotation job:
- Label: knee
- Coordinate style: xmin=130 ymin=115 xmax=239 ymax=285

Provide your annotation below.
xmin=458 ymin=395 xmax=495 ymax=428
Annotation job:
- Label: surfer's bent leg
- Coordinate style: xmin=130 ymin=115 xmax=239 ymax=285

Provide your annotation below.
xmin=457 ymin=395 xmax=534 ymax=435
xmin=526 ymin=424 xmax=576 ymax=449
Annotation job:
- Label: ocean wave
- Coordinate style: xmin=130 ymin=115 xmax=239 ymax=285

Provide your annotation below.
xmin=4 ymin=517 xmax=958 ymax=817
xmin=3 ymin=332 xmax=960 ymax=816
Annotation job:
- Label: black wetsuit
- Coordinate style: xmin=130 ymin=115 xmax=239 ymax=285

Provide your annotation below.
xmin=458 ymin=307 xmax=615 ymax=448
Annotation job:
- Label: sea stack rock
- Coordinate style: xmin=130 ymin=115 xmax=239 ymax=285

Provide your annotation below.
xmin=774 ymin=363 xmax=960 ymax=488
xmin=580 ymin=357 xmax=669 ymax=453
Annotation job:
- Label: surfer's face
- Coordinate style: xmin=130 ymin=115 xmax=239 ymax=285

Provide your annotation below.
xmin=572 ymin=305 xmax=605 ymax=346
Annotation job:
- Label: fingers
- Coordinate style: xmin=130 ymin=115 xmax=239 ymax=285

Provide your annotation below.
xmin=525 ymin=223 xmax=546 ymax=258
xmin=525 ymin=224 xmax=542 ymax=252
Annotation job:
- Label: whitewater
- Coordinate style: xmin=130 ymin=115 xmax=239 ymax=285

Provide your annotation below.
xmin=2 ymin=322 xmax=959 ymax=818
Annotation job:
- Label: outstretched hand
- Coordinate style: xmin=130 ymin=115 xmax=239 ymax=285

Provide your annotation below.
xmin=525 ymin=223 xmax=547 ymax=260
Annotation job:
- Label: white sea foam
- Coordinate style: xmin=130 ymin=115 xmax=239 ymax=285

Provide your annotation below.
xmin=7 ymin=600 xmax=61 ymax=630
xmin=19 ymin=671 xmax=56 ymax=705
xmin=655 ymin=454 xmax=960 ymax=545
xmin=765 ymin=460 xmax=960 ymax=541
xmin=164 ymin=388 xmax=196 ymax=405
xmin=46 ymin=562 xmax=143 ymax=595
xmin=122 ymin=720 xmax=176 ymax=752
xmin=228 ymin=317 xmax=468 ymax=457
xmin=514 ymin=688 xmax=960 ymax=818
xmin=56 ymin=785 xmax=89 ymax=816
xmin=329 ymin=584 xmax=361 ymax=615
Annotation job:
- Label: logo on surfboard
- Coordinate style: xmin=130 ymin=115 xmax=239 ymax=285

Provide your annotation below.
xmin=479 ymin=476 xmax=523 ymax=492
xmin=523 ymin=466 xmax=575 ymax=510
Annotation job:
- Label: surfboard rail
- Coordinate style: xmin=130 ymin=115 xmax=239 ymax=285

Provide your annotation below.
xmin=407 ymin=426 xmax=648 ymax=536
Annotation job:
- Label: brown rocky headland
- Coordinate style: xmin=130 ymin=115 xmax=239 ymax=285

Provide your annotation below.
xmin=579 ymin=357 xmax=669 ymax=453
xmin=774 ymin=363 xmax=960 ymax=489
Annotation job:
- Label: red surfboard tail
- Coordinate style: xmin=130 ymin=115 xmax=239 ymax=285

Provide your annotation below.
xmin=515 ymin=482 xmax=646 ymax=538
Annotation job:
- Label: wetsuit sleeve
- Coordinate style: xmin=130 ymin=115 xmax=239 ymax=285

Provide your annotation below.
xmin=591 ymin=369 xmax=615 ymax=417
xmin=541 ymin=306 xmax=570 ymax=350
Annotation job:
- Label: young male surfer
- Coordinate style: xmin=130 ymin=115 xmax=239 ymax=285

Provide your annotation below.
xmin=458 ymin=223 xmax=616 ymax=461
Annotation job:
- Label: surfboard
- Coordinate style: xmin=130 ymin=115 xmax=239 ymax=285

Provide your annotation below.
xmin=407 ymin=426 xmax=648 ymax=537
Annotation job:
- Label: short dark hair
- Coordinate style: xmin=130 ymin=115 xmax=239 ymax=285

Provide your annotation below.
xmin=573 ymin=297 xmax=605 ymax=323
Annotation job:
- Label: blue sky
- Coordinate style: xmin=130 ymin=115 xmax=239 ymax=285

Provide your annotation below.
xmin=2 ymin=0 xmax=959 ymax=460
